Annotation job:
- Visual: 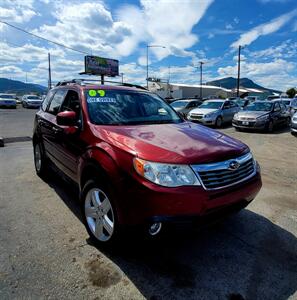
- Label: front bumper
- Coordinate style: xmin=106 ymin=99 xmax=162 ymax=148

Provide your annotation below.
xmin=188 ymin=115 xmax=216 ymax=125
xmin=116 ymin=168 xmax=262 ymax=225
xmin=291 ymin=121 xmax=297 ymax=132
xmin=0 ymin=101 xmax=16 ymax=107
xmin=232 ymin=119 xmax=267 ymax=130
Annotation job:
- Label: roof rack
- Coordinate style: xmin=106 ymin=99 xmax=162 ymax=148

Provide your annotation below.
xmin=55 ymin=79 xmax=147 ymax=90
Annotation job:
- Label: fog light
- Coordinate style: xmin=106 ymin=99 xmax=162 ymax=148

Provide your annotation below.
xmin=148 ymin=222 xmax=162 ymax=236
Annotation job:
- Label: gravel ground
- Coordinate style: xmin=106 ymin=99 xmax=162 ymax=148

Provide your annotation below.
xmin=0 ymin=107 xmax=296 ymax=300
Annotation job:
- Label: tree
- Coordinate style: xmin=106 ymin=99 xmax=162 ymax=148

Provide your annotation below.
xmin=286 ymin=88 xmax=297 ymax=98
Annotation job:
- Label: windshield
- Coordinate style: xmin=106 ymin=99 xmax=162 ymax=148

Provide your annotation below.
xmin=244 ymin=102 xmax=273 ymax=112
xmin=234 ymin=100 xmax=245 ymax=107
xmin=282 ymin=100 xmax=291 ymax=106
xmin=171 ymin=101 xmax=188 ymax=108
xmin=85 ymin=89 xmax=182 ymax=125
xmin=199 ymin=101 xmax=223 ymax=109
xmin=27 ymin=96 xmax=40 ymax=100
xmin=0 ymin=94 xmax=14 ymax=99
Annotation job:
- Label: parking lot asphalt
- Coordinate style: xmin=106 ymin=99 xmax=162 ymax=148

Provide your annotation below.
xmin=0 ymin=107 xmax=297 ymax=300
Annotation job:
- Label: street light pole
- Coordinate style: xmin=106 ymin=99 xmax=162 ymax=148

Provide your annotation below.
xmin=146 ymin=44 xmax=166 ymax=89
xmin=236 ymin=45 xmax=242 ymax=97
xmin=48 ymin=52 xmax=52 ymax=90
xmin=199 ymin=61 xmax=204 ymax=100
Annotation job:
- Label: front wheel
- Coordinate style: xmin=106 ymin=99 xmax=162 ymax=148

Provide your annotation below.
xmin=215 ymin=116 xmax=223 ymax=128
xmin=82 ymin=179 xmax=120 ymax=246
xmin=267 ymin=120 xmax=274 ymax=133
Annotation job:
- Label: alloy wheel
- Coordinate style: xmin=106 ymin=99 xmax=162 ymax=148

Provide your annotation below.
xmin=34 ymin=144 xmax=42 ymax=172
xmin=85 ymin=188 xmax=114 ymax=242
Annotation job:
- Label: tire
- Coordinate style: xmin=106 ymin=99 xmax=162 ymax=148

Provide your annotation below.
xmin=81 ymin=179 xmax=121 ymax=246
xmin=33 ymin=142 xmax=48 ymax=178
xmin=215 ymin=116 xmax=223 ymax=128
xmin=267 ymin=120 xmax=274 ymax=133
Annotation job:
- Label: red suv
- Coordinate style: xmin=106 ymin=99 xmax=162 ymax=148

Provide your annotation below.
xmin=33 ymin=80 xmax=262 ymax=245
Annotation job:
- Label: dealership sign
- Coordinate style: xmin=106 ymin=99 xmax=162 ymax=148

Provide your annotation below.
xmin=84 ymin=56 xmax=119 ymax=77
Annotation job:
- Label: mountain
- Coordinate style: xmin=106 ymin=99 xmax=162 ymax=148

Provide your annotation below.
xmin=207 ymin=77 xmax=282 ymax=94
xmin=0 ymin=78 xmax=47 ymax=95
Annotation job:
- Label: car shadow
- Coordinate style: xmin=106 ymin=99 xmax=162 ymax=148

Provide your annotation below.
xmin=44 ymin=174 xmax=297 ymax=300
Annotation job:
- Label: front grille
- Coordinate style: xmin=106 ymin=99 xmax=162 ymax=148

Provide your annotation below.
xmin=191 ymin=152 xmax=256 ymax=190
xmin=190 ymin=114 xmax=203 ymax=120
xmin=239 ymin=117 xmax=255 ymax=121
xmin=238 ymin=120 xmax=256 ymax=127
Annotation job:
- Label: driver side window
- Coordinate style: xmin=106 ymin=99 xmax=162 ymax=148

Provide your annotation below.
xmin=60 ymin=90 xmax=82 ymax=122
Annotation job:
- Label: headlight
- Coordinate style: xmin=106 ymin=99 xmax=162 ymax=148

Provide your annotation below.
xmin=293 ymin=117 xmax=297 ymax=122
xmin=233 ymin=113 xmax=239 ymax=120
xmin=133 ymin=158 xmax=200 ymax=187
xmin=205 ymin=112 xmax=216 ymax=118
xmin=257 ymin=114 xmax=269 ymax=121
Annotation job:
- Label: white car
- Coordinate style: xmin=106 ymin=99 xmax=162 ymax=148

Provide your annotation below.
xmin=0 ymin=93 xmax=17 ymax=108
xmin=291 ymin=112 xmax=297 ymax=135
xmin=22 ymin=95 xmax=43 ymax=108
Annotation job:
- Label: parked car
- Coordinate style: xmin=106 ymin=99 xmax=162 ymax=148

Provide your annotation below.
xmin=32 ymin=80 xmax=262 ymax=245
xmin=266 ymin=95 xmax=280 ymax=101
xmin=290 ymin=98 xmax=297 ymax=116
xmin=244 ymin=96 xmax=261 ymax=102
xmin=0 ymin=93 xmax=17 ymax=108
xmin=22 ymin=95 xmax=43 ymax=108
xmin=232 ymin=98 xmax=250 ymax=109
xmin=232 ymin=100 xmax=291 ymax=132
xmin=291 ymin=112 xmax=297 ymax=135
xmin=187 ymin=99 xmax=240 ymax=127
xmin=170 ymin=99 xmax=202 ymax=118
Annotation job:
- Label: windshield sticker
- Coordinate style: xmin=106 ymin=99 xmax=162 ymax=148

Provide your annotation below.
xmin=88 ymin=90 xmax=97 ymax=97
xmin=97 ymin=90 xmax=105 ymax=97
xmin=87 ymin=97 xmax=116 ymax=103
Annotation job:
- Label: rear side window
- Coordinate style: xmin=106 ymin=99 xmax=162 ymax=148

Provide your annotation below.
xmin=42 ymin=90 xmax=55 ymax=111
xmin=47 ymin=90 xmax=67 ymax=115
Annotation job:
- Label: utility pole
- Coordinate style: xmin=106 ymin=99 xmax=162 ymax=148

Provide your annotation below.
xmin=25 ymin=72 xmax=27 ymax=83
xmin=199 ymin=61 xmax=204 ymax=100
xmin=48 ymin=52 xmax=52 ymax=89
xmin=146 ymin=44 xmax=166 ymax=89
xmin=236 ymin=45 xmax=241 ymax=97
xmin=120 ymin=72 xmax=124 ymax=83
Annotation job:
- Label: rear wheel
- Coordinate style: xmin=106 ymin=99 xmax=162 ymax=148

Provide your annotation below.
xmin=33 ymin=142 xmax=48 ymax=178
xmin=82 ymin=179 xmax=120 ymax=246
xmin=215 ymin=116 xmax=223 ymax=128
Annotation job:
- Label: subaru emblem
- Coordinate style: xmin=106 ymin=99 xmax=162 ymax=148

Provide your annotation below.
xmin=229 ymin=161 xmax=240 ymax=170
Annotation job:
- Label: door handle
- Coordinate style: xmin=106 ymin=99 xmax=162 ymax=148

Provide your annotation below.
xmin=52 ymin=127 xmax=61 ymax=134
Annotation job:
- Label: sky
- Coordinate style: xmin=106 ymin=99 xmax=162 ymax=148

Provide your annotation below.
xmin=0 ymin=0 xmax=296 ymax=91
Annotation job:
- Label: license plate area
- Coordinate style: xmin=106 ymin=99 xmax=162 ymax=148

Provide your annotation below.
xmin=242 ymin=121 xmax=249 ymax=125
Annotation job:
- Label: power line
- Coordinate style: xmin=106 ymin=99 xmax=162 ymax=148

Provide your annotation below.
xmin=0 ymin=20 xmax=90 ymax=55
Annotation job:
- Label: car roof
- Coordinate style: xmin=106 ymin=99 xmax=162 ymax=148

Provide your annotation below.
xmin=172 ymin=99 xmax=199 ymax=102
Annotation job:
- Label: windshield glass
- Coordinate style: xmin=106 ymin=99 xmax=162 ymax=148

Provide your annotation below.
xmin=85 ymin=89 xmax=182 ymax=125
xmin=282 ymin=100 xmax=291 ymax=106
xmin=0 ymin=94 xmax=14 ymax=99
xmin=199 ymin=101 xmax=223 ymax=109
xmin=27 ymin=96 xmax=40 ymax=100
xmin=171 ymin=101 xmax=188 ymax=108
xmin=234 ymin=100 xmax=245 ymax=107
xmin=244 ymin=102 xmax=273 ymax=112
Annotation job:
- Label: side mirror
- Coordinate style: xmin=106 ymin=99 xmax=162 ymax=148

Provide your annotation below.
xmin=56 ymin=111 xmax=77 ymax=126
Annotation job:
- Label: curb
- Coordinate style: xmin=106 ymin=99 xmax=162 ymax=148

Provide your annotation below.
xmin=0 ymin=137 xmax=4 ymax=147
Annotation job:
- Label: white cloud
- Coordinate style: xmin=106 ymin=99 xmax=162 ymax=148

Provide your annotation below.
xmin=231 ymin=9 xmax=297 ymax=48
xmin=293 ymin=20 xmax=297 ymax=31
xmin=218 ymin=59 xmax=296 ymax=90
xmin=117 ymin=0 xmax=214 ymax=61
xmin=225 ymin=24 xmax=233 ymax=30
xmin=258 ymin=0 xmax=292 ymax=3
xmin=0 ymin=0 xmax=37 ymax=28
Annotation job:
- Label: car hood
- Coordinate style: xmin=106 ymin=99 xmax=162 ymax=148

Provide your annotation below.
xmin=190 ymin=108 xmax=219 ymax=115
xmin=237 ymin=111 xmax=269 ymax=118
xmin=92 ymin=122 xmax=248 ymax=164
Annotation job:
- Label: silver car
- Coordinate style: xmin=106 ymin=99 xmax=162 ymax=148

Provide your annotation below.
xmin=0 ymin=93 xmax=17 ymax=108
xmin=291 ymin=112 xmax=297 ymax=135
xmin=22 ymin=95 xmax=43 ymax=108
xmin=170 ymin=99 xmax=202 ymax=118
xmin=187 ymin=99 xmax=240 ymax=127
